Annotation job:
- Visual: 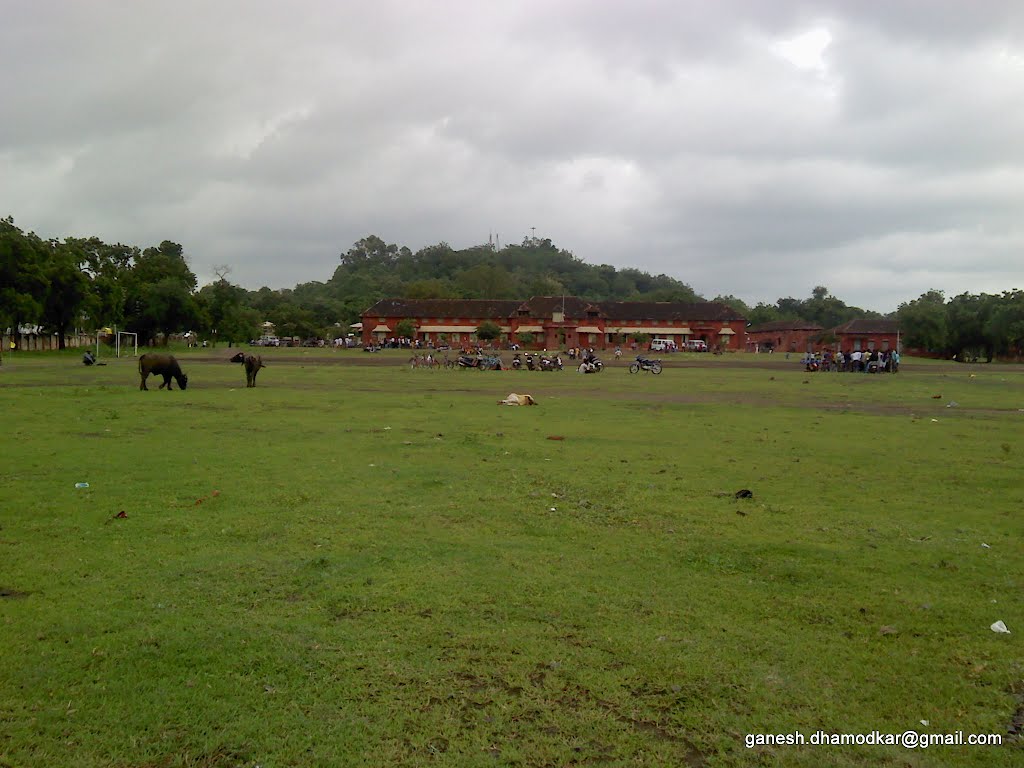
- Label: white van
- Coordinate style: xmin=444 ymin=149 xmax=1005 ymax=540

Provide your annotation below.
xmin=650 ymin=339 xmax=675 ymax=352
xmin=684 ymin=339 xmax=708 ymax=352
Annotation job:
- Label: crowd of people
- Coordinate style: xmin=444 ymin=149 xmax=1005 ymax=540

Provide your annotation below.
xmin=801 ymin=349 xmax=900 ymax=373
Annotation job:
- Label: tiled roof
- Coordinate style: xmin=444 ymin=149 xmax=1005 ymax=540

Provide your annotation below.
xmin=363 ymin=298 xmax=522 ymax=318
xmin=832 ymin=318 xmax=900 ymax=335
xmin=515 ymin=296 xmax=602 ymax=317
xmin=596 ymin=301 xmax=745 ymax=322
xmin=747 ymin=320 xmax=824 ymax=333
xmin=363 ymin=297 xmax=745 ymax=323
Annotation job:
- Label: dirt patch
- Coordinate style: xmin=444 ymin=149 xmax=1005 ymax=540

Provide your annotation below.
xmin=0 ymin=588 xmax=30 ymax=599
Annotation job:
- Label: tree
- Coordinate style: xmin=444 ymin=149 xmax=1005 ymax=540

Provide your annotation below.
xmin=712 ymin=294 xmax=750 ymax=316
xmin=636 ymin=279 xmax=701 ymax=303
xmin=339 ymin=235 xmax=399 ymax=268
xmin=270 ymin=302 xmax=320 ymax=341
xmin=897 ymin=290 xmax=947 ymax=353
xmin=138 ymin=278 xmax=200 ymax=344
xmin=456 ymin=264 xmax=516 ymax=298
xmin=476 ymin=320 xmax=501 ymax=341
xmin=986 ymin=291 xmax=1024 ymax=359
xmin=124 ymin=241 xmax=199 ymax=344
xmin=197 ymin=271 xmax=250 ymax=345
xmin=0 ymin=218 xmax=49 ymax=356
xmin=70 ymin=236 xmax=138 ymax=329
xmin=134 ymin=240 xmax=197 ymax=290
xmin=775 ymin=297 xmax=804 ymax=320
xmin=394 ymin=319 xmax=416 ymax=339
xmin=404 ymin=278 xmax=457 ymax=299
xmin=524 ymin=274 xmax=565 ymax=297
xmin=746 ymin=302 xmax=782 ymax=326
xmin=218 ymin=305 xmax=261 ymax=347
xmin=946 ymin=293 xmax=996 ymax=362
xmin=41 ymin=240 xmax=93 ymax=349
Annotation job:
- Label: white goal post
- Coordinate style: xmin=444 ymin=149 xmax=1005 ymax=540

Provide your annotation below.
xmin=116 ymin=331 xmax=138 ymax=358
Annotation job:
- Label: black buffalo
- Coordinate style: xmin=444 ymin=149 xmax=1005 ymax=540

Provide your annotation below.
xmin=244 ymin=354 xmax=265 ymax=387
xmin=230 ymin=352 xmax=265 ymax=387
xmin=138 ymin=353 xmax=188 ymax=391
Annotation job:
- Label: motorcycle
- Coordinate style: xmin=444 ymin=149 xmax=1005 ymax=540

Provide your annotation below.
xmin=457 ymin=354 xmax=479 ymax=368
xmin=628 ymin=355 xmax=662 ymax=374
xmin=511 ymin=353 xmax=522 ymax=370
xmin=525 ymin=353 xmax=537 ymax=371
xmin=539 ymin=354 xmax=564 ymax=371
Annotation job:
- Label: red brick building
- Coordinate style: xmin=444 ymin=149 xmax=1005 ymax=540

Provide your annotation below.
xmin=745 ymin=320 xmax=824 ymax=353
xmin=361 ymin=296 xmax=746 ymax=351
xmin=746 ymin=318 xmax=901 ymax=354
xmin=832 ymin=318 xmax=901 ymax=354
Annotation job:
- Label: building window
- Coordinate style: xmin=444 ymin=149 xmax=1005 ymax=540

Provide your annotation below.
xmin=882 ymin=339 xmax=890 ymax=350
xmin=867 ymin=341 xmax=876 ymax=351
xmin=853 ymin=339 xmax=861 ymax=351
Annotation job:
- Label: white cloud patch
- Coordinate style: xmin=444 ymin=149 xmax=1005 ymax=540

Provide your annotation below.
xmin=773 ymin=26 xmax=833 ymax=73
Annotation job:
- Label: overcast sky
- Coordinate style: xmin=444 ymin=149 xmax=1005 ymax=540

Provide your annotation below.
xmin=2 ymin=1 xmax=1023 ymax=313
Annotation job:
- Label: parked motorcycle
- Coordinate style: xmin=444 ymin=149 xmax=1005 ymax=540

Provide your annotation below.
xmin=511 ymin=353 xmax=522 ymax=370
xmin=457 ymin=354 xmax=479 ymax=368
xmin=539 ymin=354 xmax=564 ymax=371
xmin=628 ymin=356 xmax=662 ymax=374
xmin=525 ymin=353 xmax=537 ymax=371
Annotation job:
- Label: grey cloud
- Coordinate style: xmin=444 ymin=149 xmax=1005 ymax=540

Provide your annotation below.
xmin=1 ymin=0 xmax=1023 ymax=310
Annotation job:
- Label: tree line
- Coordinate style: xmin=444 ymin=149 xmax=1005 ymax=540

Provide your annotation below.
xmin=1 ymin=217 xmax=1021 ymax=359
xmin=896 ymin=289 xmax=1024 ymax=362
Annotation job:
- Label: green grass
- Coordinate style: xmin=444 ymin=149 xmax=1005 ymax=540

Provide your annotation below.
xmin=1 ymin=351 xmax=1022 ymax=767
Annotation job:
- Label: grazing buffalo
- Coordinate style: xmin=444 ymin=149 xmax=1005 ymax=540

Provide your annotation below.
xmin=244 ymin=354 xmax=265 ymax=387
xmin=230 ymin=352 xmax=265 ymax=387
xmin=138 ymin=353 xmax=188 ymax=391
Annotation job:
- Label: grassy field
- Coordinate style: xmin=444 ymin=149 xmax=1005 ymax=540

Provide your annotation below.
xmin=1 ymin=348 xmax=1022 ymax=767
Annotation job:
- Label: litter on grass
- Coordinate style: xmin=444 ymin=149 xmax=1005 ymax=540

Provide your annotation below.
xmin=991 ymin=620 xmax=1010 ymax=634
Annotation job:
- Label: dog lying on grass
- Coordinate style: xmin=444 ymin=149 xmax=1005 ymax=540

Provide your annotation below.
xmin=498 ymin=393 xmax=537 ymax=406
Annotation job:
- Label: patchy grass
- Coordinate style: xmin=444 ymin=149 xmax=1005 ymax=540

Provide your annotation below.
xmin=1 ymin=352 xmax=1022 ymax=767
